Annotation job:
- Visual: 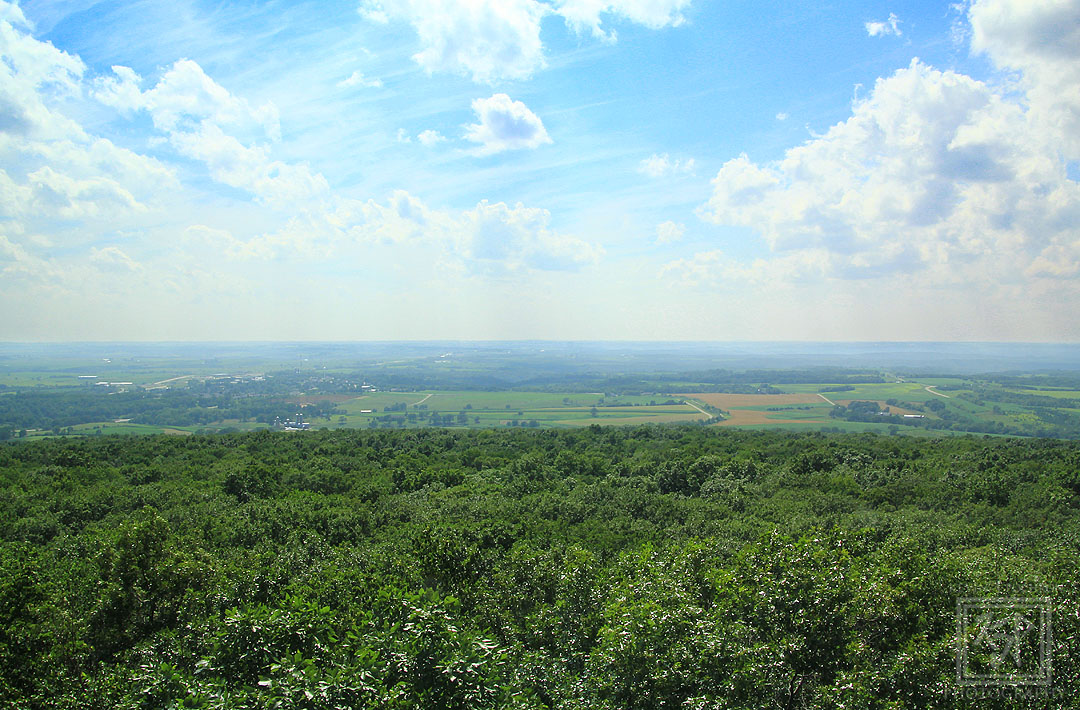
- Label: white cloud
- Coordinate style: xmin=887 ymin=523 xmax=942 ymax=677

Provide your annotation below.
xmin=655 ymin=220 xmax=684 ymax=244
xmin=364 ymin=0 xmax=548 ymax=83
xmin=360 ymin=0 xmax=693 ymax=82
xmin=94 ymin=60 xmax=328 ymax=206
xmin=26 ymin=166 xmax=144 ymax=219
xmin=699 ymin=57 xmax=1080 ymax=286
xmin=661 ymin=248 xmax=831 ymax=288
xmin=0 ymin=0 xmax=610 ymax=338
xmin=417 ymin=129 xmax=446 ymax=146
xmin=1026 ymin=239 xmax=1080 ymax=278
xmin=775 ymin=112 xmax=788 ymax=121
xmin=0 ymin=232 xmax=58 ymax=282
xmin=865 ymin=13 xmax=901 ymax=37
xmin=338 ymin=70 xmax=383 ymax=89
xmin=90 ymin=245 xmax=141 ymax=272
xmin=457 ymin=199 xmax=601 ymax=271
xmin=395 ymin=128 xmax=412 ymax=143
xmin=464 ymin=93 xmax=551 ymax=154
xmin=182 ymin=224 xmax=265 ymax=260
xmin=244 ymin=190 xmax=601 ymax=273
xmin=96 ymin=60 xmax=280 ymax=140
xmin=968 ymin=0 xmax=1080 ymax=157
xmin=0 ymin=10 xmax=85 ymax=141
xmin=358 ymin=0 xmax=390 ymax=23
xmin=92 ymin=65 xmax=143 ymax=114
xmin=0 ymin=1 xmax=30 ymax=29
xmin=555 ymin=0 xmax=691 ymax=40
xmin=0 ymin=10 xmax=175 ymax=247
xmin=638 ymin=153 xmax=695 ymax=177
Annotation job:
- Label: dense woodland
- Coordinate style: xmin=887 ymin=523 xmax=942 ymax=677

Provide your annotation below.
xmin=1 ymin=426 xmax=1078 ymax=708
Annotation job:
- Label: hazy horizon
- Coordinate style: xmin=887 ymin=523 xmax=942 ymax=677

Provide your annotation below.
xmin=2 ymin=0 xmax=1078 ymax=341
xmin=5 ymin=340 xmax=1080 ymax=375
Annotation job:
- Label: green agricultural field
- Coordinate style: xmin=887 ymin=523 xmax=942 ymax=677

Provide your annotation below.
xmin=331 ymin=391 xmax=708 ymax=429
xmin=67 ymin=422 xmax=177 ymax=436
xmin=779 ymin=381 xmax=952 ymax=402
xmin=1001 ymin=388 xmax=1080 ymax=398
xmin=915 ymin=377 xmax=972 ymax=386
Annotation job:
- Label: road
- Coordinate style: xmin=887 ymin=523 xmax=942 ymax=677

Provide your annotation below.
xmin=925 ymin=386 xmax=950 ymax=398
xmin=146 ymin=375 xmax=195 ymax=389
xmin=682 ymin=400 xmax=713 ymax=419
xmin=818 ymin=393 xmax=837 ymax=406
xmin=413 ymin=393 xmax=434 ymax=406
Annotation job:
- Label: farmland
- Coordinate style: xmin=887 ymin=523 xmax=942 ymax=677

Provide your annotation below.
xmin=326 ymin=390 xmax=707 ymax=429
xmin=3 ymin=342 xmax=1080 ymax=439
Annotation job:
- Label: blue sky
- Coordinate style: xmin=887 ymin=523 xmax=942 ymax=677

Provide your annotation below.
xmin=1 ymin=0 xmax=1078 ymax=341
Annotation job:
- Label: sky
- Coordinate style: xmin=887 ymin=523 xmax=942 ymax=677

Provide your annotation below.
xmin=0 ymin=0 xmax=1078 ymax=342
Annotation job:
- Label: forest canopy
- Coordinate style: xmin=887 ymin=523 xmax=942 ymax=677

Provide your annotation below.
xmin=1 ymin=425 xmax=1077 ymax=708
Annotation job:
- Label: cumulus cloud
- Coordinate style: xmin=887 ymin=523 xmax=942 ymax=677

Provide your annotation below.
xmin=26 ymin=166 xmax=144 ymax=219
xmin=417 ymin=129 xmax=446 ymax=146
xmin=244 ymin=190 xmax=601 ymax=273
xmin=358 ymin=0 xmax=390 ymax=23
xmin=90 ymin=245 xmax=141 ymax=272
xmin=0 ymin=8 xmax=174 ymax=240
xmin=698 ymin=54 xmax=1080 ymax=285
xmin=359 ymin=0 xmax=693 ymax=82
xmin=661 ymin=249 xmax=832 ymax=288
xmin=182 ymin=224 xmax=268 ymax=260
xmin=655 ymin=220 xmax=684 ymax=244
xmin=555 ymin=0 xmax=691 ymax=40
xmin=968 ymin=0 xmax=1080 ymax=157
xmin=0 ymin=1 xmax=30 ymax=28
xmin=465 ymin=93 xmax=551 ymax=154
xmin=338 ymin=70 xmax=383 ymax=89
xmin=96 ymin=60 xmax=280 ymax=139
xmin=457 ymin=200 xmax=601 ymax=271
xmin=1026 ymin=239 xmax=1080 ymax=278
xmin=865 ymin=13 xmax=901 ymax=37
xmin=0 ymin=232 xmax=58 ymax=283
xmin=94 ymin=60 xmax=329 ymax=205
xmin=0 ymin=8 xmax=85 ymax=141
xmin=0 ymin=0 xmax=606 ymax=337
xmin=394 ymin=128 xmax=446 ymax=146
xmin=362 ymin=0 xmax=547 ymax=83
xmin=638 ymin=153 xmax=695 ymax=177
